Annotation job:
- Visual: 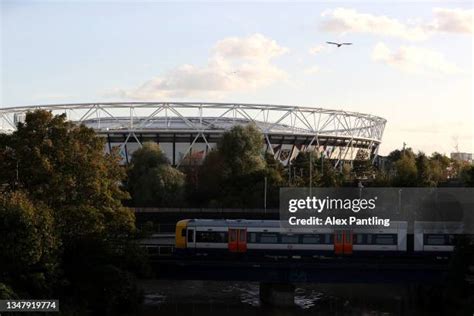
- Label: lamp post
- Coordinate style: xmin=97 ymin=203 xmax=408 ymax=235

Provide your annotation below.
xmin=309 ymin=150 xmax=313 ymax=195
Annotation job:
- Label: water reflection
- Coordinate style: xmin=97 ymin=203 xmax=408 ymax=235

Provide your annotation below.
xmin=139 ymin=280 xmax=419 ymax=316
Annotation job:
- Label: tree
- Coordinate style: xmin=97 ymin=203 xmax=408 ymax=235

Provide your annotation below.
xmin=195 ymin=150 xmax=226 ymax=206
xmin=393 ymin=152 xmax=418 ymax=186
xmin=290 ymin=151 xmax=345 ymax=187
xmin=218 ymin=124 xmax=266 ymax=177
xmin=0 ymin=111 xmax=135 ymax=242
xmin=460 ymin=165 xmax=474 ymax=186
xmin=196 ymin=124 xmax=269 ymax=207
xmin=416 ymin=152 xmax=435 ymax=186
xmin=0 ymin=192 xmax=58 ymax=297
xmin=127 ymin=142 xmax=185 ymax=207
xmin=0 ymin=110 xmax=142 ymax=313
xmin=262 ymin=153 xmax=286 ymax=207
xmin=352 ymin=149 xmax=374 ymax=180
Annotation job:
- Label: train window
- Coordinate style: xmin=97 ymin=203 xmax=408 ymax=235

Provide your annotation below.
xmin=260 ymin=233 xmax=278 ymax=244
xmin=425 ymin=235 xmax=445 ymax=245
xmin=374 ymin=234 xmax=397 ymax=245
xmin=239 ymin=230 xmax=246 ymax=242
xmin=424 ymin=234 xmax=456 ymax=246
xmin=229 ymin=230 xmax=237 ymax=242
xmin=187 ymin=229 xmax=194 ymax=243
xmin=354 ymin=234 xmax=363 ymax=244
xmin=281 ymin=235 xmax=299 ymax=244
xmin=248 ymin=233 xmax=257 ymax=243
xmin=325 ymin=234 xmax=333 ymax=244
xmin=302 ymin=234 xmax=320 ymax=244
xmin=181 ymin=229 xmax=186 ymax=237
xmin=345 ymin=232 xmax=351 ymax=243
xmin=196 ymin=231 xmax=227 ymax=243
xmin=367 ymin=234 xmax=372 ymax=244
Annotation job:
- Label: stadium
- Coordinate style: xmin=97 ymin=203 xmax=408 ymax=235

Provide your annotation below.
xmin=0 ymin=102 xmax=386 ymax=167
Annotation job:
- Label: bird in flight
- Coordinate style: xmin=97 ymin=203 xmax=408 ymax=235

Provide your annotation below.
xmin=326 ymin=41 xmax=352 ymax=47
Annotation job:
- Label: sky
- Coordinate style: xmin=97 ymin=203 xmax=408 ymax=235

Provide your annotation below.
xmin=1 ymin=0 xmax=473 ymax=155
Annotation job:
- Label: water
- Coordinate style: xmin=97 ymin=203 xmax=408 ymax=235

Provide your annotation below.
xmin=139 ymin=280 xmax=421 ymax=316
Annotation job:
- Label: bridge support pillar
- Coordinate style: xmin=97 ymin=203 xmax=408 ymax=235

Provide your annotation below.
xmin=259 ymin=282 xmax=295 ymax=306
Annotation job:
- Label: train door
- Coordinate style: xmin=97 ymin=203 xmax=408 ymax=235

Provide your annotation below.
xmin=238 ymin=229 xmax=247 ymax=252
xmin=343 ymin=230 xmax=353 ymax=255
xmin=334 ymin=230 xmax=352 ymax=255
xmin=228 ymin=228 xmax=247 ymax=253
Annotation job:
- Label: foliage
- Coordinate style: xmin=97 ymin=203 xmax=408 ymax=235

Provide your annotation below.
xmin=193 ymin=124 xmax=275 ymax=208
xmin=379 ymin=148 xmax=461 ymax=187
xmin=0 ymin=191 xmax=58 ymax=297
xmin=218 ymin=124 xmax=266 ymax=177
xmin=127 ymin=142 xmax=186 ymax=207
xmin=0 ymin=110 xmax=143 ymax=314
xmin=290 ymin=151 xmax=344 ymax=187
xmin=460 ymin=165 xmax=474 ymax=186
xmin=392 ymin=151 xmax=418 ymax=186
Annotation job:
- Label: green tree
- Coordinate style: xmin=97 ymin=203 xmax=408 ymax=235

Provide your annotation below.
xmin=218 ymin=124 xmax=266 ymax=177
xmin=460 ymin=165 xmax=474 ymax=186
xmin=0 ymin=111 xmax=135 ymax=242
xmin=416 ymin=152 xmax=435 ymax=186
xmin=0 ymin=110 xmax=142 ymax=314
xmin=290 ymin=151 xmax=344 ymax=187
xmin=0 ymin=192 xmax=58 ymax=297
xmin=352 ymin=149 xmax=374 ymax=180
xmin=262 ymin=153 xmax=286 ymax=207
xmin=393 ymin=152 xmax=418 ymax=186
xmin=196 ymin=124 xmax=269 ymax=207
xmin=127 ymin=142 xmax=185 ymax=207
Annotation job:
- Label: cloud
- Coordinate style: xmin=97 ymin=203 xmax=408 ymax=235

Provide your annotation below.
xmin=321 ymin=7 xmax=473 ymax=41
xmin=213 ymin=33 xmax=289 ymax=60
xmin=321 ymin=8 xmax=428 ymax=41
xmin=372 ymin=42 xmax=461 ymax=74
xmin=114 ymin=34 xmax=288 ymax=100
xmin=429 ymin=8 xmax=473 ymax=34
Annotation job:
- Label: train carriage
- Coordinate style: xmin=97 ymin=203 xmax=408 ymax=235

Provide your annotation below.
xmin=175 ymin=219 xmax=408 ymax=257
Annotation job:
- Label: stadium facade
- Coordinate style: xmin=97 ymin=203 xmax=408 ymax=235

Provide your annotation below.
xmin=0 ymin=102 xmax=386 ymax=167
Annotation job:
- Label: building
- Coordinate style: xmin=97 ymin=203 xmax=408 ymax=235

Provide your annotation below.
xmin=451 ymin=152 xmax=473 ymax=163
xmin=0 ymin=102 xmax=386 ymax=167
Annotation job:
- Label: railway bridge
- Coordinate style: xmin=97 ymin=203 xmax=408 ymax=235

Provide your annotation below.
xmin=140 ymin=233 xmax=458 ymax=306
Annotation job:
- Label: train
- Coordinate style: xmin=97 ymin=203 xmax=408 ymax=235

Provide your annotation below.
xmin=174 ymin=219 xmax=465 ymax=257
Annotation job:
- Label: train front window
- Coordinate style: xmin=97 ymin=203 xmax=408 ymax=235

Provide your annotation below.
xmin=181 ymin=229 xmax=186 ymax=237
xmin=187 ymin=229 xmax=194 ymax=242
